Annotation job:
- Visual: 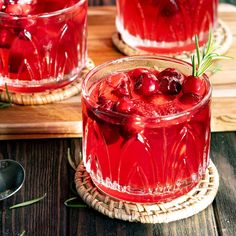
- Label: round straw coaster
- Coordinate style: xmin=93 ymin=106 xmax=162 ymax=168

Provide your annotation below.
xmin=0 ymin=58 xmax=95 ymax=105
xmin=112 ymin=20 xmax=233 ymax=61
xmin=75 ymin=160 xmax=219 ymax=224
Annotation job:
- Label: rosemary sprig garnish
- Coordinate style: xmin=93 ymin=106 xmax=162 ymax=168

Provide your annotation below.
xmin=192 ymin=30 xmax=231 ymax=77
xmin=9 ymin=193 xmax=47 ymax=209
xmin=0 ymin=83 xmax=12 ymax=109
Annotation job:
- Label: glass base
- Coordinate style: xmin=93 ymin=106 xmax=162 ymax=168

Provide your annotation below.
xmin=116 ymin=19 xmax=207 ymax=54
xmin=91 ymin=175 xmax=199 ymax=204
xmin=75 ymin=161 xmax=219 ymax=223
xmin=0 ymin=67 xmax=83 ymax=93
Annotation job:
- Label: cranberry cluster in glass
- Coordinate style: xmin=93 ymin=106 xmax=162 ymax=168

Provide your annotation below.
xmin=96 ymin=67 xmax=206 ymax=135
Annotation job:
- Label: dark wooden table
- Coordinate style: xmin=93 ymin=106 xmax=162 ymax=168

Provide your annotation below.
xmin=1 ymin=5 xmax=236 ymax=236
xmin=0 ymin=133 xmax=235 ymax=236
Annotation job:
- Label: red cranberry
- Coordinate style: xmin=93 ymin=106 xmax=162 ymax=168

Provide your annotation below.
xmin=114 ymin=98 xmax=134 ymax=114
xmin=128 ymin=68 xmax=151 ymax=79
xmin=182 ymin=75 xmax=206 ymax=97
xmin=134 ymin=72 xmax=159 ymax=97
xmin=158 ymin=68 xmax=185 ymax=83
xmin=159 ymin=77 xmax=182 ymax=95
xmin=120 ymin=117 xmax=143 ymax=139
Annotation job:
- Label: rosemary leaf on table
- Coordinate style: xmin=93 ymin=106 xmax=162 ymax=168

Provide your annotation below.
xmin=10 ymin=193 xmax=47 ymax=209
xmin=19 ymin=230 xmax=26 ymax=236
xmin=64 ymin=197 xmax=87 ymax=208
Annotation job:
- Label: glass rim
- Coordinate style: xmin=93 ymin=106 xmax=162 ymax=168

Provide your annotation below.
xmin=0 ymin=0 xmax=86 ymax=19
xmin=82 ymin=55 xmax=212 ymax=122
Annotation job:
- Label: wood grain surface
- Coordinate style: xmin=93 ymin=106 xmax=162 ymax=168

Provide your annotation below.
xmin=0 ymin=5 xmax=236 ymax=139
xmin=0 ymin=131 xmax=235 ymax=236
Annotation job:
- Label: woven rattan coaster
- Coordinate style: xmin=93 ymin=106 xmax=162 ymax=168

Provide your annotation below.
xmin=112 ymin=20 xmax=233 ymax=61
xmin=75 ymin=160 xmax=219 ymax=224
xmin=0 ymin=58 xmax=95 ymax=105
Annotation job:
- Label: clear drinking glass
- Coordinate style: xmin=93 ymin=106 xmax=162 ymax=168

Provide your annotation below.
xmin=82 ymin=56 xmax=212 ymax=203
xmin=116 ymin=0 xmax=218 ymax=54
xmin=0 ymin=0 xmax=87 ymax=93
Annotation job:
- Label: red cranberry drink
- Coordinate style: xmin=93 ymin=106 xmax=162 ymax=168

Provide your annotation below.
xmin=0 ymin=0 xmax=87 ymax=93
xmin=82 ymin=56 xmax=211 ymax=203
xmin=116 ymin=0 xmax=218 ymax=54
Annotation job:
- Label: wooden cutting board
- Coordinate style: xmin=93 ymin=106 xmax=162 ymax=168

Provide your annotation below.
xmin=0 ymin=5 xmax=235 ymax=140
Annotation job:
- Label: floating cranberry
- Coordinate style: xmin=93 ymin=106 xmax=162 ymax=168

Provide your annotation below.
xmin=128 ymin=68 xmax=151 ymax=79
xmin=179 ymin=93 xmax=201 ymax=106
xmin=120 ymin=117 xmax=143 ymax=139
xmin=182 ymin=75 xmax=206 ymax=97
xmin=159 ymin=77 xmax=182 ymax=95
xmin=134 ymin=72 xmax=159 ymax=97
xmin=114 ymin=98 xmax=134 ymax=114
xmin=158 ymin=68 xmax=185 ymax=83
